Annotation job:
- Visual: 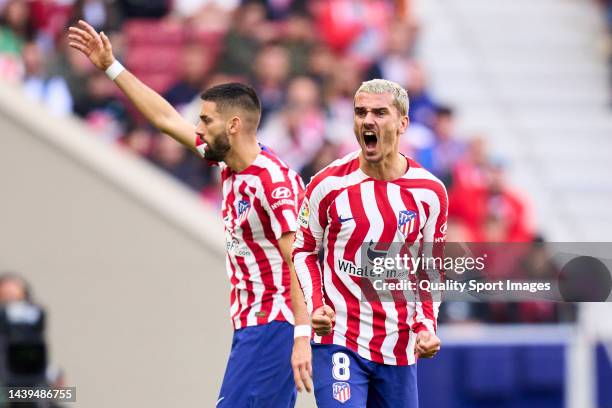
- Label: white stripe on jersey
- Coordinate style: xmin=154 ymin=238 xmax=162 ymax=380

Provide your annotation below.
xmin=258 ymin=154 xmax=286 ymax=183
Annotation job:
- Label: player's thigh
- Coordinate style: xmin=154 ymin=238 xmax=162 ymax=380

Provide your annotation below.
xmin=367 ymin=363 xmax=418 ymax=408
xmin=217 ymin=321 xmax=295 ymax=407
xmin=249 ymin=321 xmax=296 ymax=407
xmin=312 ymin=344 xmax=370 ymax=407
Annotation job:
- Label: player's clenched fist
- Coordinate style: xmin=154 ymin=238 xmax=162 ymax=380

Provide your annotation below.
xmin=68 ymin=20 xmax=115 ymax=71
xmin=311 ymin=305 xmax=335 ymax=336
xmin=415 ymin=330 xmax=441 ymax=358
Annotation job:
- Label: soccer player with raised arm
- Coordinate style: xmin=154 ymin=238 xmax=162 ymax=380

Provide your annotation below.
xmin=293 ymin=79 xmax=447 ymax=407
xmin=68 ymin=20 xmax=312 ymax=407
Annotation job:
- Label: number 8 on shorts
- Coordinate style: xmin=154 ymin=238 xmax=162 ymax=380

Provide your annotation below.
xmin=332 ymin=352 xmax=351 ymax=381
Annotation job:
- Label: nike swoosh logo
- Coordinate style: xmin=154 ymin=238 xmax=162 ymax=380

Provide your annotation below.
xmin=338 ymin=216 xmax=354 ymax=223
xmin=216 ymin=397 xmax=224 ymax=406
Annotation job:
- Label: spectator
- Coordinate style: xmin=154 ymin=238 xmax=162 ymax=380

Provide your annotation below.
xmin=217 ymin=1 xmax=271 ymax=77
xmin=281 ymin=11 xmax=316 ymax=77
xmin=67 ymin=0 xmax=121 ymax=33
xmin=119 ymin=124 xmax=154 ymax=157
xmin=324 ymin=55 xmax=363 ymax=155
xmin=400 ymin=121 xmax=436 ymax=170
xmin=482 ymin=161 xmax=533 ymax=242
xmin=22 ymin=41 xmax=73 ymax=116
xmin=430 ymin=105 xmax=466 ymax=185
xmin=0 ymin=272 xmax=68 ymax=393
xmin=48 ymin=37 xmax=97 ymax=110
xmin=164 ymin=43 xmax=212 ymax=110
xmin=0 ymin=0 xmax=33 ymax=82
xmin=0 ymin=272 xmax=30 ymax=304
xmin=149 ymin=133 xmax=209 ymax=191
xmin=405 ymin=61 xmax=437 ymax=126
xmin=301 ymin=140 xmax=339 ymax=183
xmin=251 ymin=42 xmax=291 ymax=123
xmin=259 ymin=76 xmax=326 ymax=172
xmin=73 ymin=70 xmax=128 ymax=142
xmin=365 ymin=19 xmax=419 ymax=85
xmin=450 ymin=151 xmax=533 ymax=242
xmin=307 ymin=44 xmax=336 ymax=87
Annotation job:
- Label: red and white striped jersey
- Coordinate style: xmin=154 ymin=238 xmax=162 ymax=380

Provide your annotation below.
xmin=293 ymin=150 xmax=448 ymax=365
xmin=197 ymin=142 xmax=304 ymax=329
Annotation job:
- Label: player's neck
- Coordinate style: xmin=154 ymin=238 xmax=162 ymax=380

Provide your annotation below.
xmin=225 ymin=136 xmax=261 ymax=173
xmin=359 ymin=152 xmax=407 ymax=181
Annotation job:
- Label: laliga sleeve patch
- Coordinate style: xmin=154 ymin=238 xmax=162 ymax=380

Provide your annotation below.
xmin=298 ymin=198 xmax=310 ymax=229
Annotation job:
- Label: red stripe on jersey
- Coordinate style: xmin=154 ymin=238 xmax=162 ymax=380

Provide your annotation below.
xmin=319 ymin=203 xmax=346 ymax=345
xmin=250 ymin=194 xmax=282 ymax=325
xmin=228 ymin=257 xmax=240 ymax=321
xmin=235 ymin=253 xmax=254 ymax=328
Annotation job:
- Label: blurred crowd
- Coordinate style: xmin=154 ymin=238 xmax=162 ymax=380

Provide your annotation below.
xmin=1 ymin=0 xmax=574 ymax=324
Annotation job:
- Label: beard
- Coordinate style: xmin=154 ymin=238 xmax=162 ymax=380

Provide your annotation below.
xmin=204 ymin=131 xmax=231 ymax=162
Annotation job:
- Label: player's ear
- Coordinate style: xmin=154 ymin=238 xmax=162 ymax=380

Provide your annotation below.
xmin=227 ymin=116 xmax=241 ymax=135
xmin=399 ymin=115 xmax=409 ymax=134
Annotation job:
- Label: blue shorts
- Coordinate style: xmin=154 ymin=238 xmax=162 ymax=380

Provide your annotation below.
xmin=312 ymin=344 xmax=418 ymax=408
xmin=216 ymin=320 xmax=296 ymax=407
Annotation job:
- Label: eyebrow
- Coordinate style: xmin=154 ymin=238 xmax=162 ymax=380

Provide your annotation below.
xmin=354 ymin=106 xmax=390 ymax=113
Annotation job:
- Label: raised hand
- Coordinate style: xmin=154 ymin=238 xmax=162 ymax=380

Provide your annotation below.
xmin=68 ymin=20 xmax=115 ymax=71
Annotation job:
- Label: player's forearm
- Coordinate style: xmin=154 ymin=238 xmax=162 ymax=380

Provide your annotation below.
xmin=279 ymin=233 xmax=311 ymax=325
xmin=293 ymin=253 xmax=325 ymax=313
xmin=113 ymin=69 xmax=197 ymax=151
xmin=290 ymin=266 xmax=310 ymax=325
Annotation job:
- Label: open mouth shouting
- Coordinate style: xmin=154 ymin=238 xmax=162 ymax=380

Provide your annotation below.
xmin=363 ymin=130 xmax=378 ymax=154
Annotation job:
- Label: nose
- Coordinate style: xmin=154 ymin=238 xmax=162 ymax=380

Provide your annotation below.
xmin=363 ymin=111 xmax=376 ymax=127
xmin=195 ymin=121 xmax=205 ymax=138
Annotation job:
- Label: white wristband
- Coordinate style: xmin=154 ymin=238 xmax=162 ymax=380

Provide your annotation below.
xmin=105 ymin=60 xmax=125 ymax=81
xmin=294 ymin=325 xmax=311 ymax=339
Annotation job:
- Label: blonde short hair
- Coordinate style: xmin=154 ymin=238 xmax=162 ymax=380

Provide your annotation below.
xmin=355 ymin=79 xmax=409 ymax=116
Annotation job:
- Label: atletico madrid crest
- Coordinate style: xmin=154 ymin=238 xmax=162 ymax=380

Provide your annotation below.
xmin=332 ymin=382 xmax=351 ymax=403
xmin=398 ymin=210 xmax=417 ymax=239
xmin=237 ymin=199 xmax=251 ymax=224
